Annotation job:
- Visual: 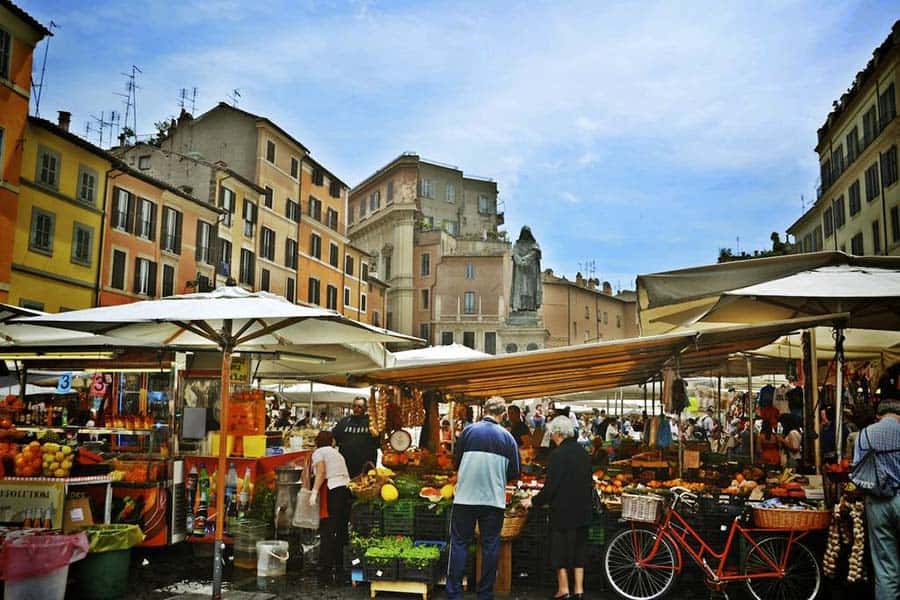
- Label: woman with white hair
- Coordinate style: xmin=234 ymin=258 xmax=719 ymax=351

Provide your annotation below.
xmin=523 ymin=416 xmax=593 ymax=600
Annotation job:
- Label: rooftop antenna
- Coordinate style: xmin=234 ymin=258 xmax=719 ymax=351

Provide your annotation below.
xmin=801 ymin=194 xmax=805 ymax=212
xmin=190 ymin=87 xmax=198 ymax=113
xmin=84 ymin=122 xmax=92 ymax=140
xmin=90 ymin=111 xmax=114 ymax=147
xmin=179 ymin=87 xmax=199 ymax=113
xmin=31 ymin=21 xmax=59 ymax=117
xmin=117 ymin=65 xmax=142 ymax=143
xmin=228 ymin=88 xmax=241 ymax=107
xmin=108 ymin=111 xmax=121 ymax=147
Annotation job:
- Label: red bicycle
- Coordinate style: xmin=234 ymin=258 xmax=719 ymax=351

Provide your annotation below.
xmin=603 ymin=487 xmax=822 ymax=600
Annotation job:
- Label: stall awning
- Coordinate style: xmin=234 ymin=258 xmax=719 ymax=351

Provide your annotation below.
xmin=343 ymin=314 xmax=848 ymax=400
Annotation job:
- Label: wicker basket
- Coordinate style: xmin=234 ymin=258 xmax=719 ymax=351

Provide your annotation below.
xmin=752 ymin=507 xmax=831 ymax=530
xmin=622 ymin=494 xmax=662 ymax=523
xmin=474 ymin=512 xmax=528 ymax=540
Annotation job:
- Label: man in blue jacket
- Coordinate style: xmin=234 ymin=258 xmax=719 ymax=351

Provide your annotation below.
xmin=446 ymin=396 xmax=520 ymax=600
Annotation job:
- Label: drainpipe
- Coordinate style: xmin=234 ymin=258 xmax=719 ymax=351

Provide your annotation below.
xmin=95 ymin=165 xmax=124 ymax=306
xmin=213 ymin=174 xmax=235 ymax=289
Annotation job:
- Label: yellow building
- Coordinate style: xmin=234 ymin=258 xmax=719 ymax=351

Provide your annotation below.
xmin=10 ymin=114 xmax=110 ymax=311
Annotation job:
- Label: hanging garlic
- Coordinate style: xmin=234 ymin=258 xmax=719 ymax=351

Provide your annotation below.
xmin=847 ymin=501 xmax=867 ymax=583
xmin=823 ymin=502 xmax=842 ymax=577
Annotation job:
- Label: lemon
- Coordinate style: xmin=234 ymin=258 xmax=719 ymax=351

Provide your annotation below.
xmin=380 ymin=483 xmax=399 ymax=502
xmin=61 ymin=446 xmax=73 ymax=456
xmin=440 ymin=484 xmax=455 ymax=500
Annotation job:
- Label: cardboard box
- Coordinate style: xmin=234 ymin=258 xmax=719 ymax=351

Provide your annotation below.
xmin=63 ymin=495 xmax=94 ymax=533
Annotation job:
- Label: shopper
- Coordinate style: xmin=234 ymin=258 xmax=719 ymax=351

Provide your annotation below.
xmin=820 ymin=406 xmax=850 ymax=464
xmin=332 ymin=396 xmax=379 ymax=478
xmin=780 ymin=414 xmax=802 ymax=467
xmin=531 ymin=405 xmax=546 ymax=430
xmin=851 ymin=397 xmax=900 ymax=600
xmin=310 ymin=430 xmax=352 ymax=584
xmin=446 ymin=396 xmax=520 ymax=600
xmin=524 ymin=416 xmax=592 ymax=600
xmin=755 ymin=421 xmax=783 ymax=466
xmin=506 ymin=405 xmax=532 ymax=447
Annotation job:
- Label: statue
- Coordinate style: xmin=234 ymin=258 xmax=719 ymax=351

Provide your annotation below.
xmin=510 ymin=226 xmax=542 ymax=312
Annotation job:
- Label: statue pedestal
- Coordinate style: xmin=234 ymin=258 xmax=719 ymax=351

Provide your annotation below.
xmin=502 ymin=312 xmax=548 ymax=353
xmin=506 ymin=311 xmax=540 ymax=327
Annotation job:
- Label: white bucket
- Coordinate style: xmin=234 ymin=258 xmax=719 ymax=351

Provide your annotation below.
xmin=256 ymin=540 xmax=289 ymax=577
xmin=4 ymin=565 xmax=69 ymax=600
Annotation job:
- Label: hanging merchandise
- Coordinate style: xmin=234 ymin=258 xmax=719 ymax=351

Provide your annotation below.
xmin=661 ymin=368 xmax=674 ymax=412
xmin=847 ymin=501 xmax=867 ymax=583
xmin=368 ymin=388 xmax=386 ymax=436
xmin=672 ymin=379 xmax=689 ymax=414
xmin=824 ymin=503 xmax=840 ymax=577
xmin=656 ymin=416 xmax=673 ymax=448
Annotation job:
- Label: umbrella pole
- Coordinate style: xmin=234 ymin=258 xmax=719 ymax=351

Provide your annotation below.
xmin=834 ymin=327 xmax=845 ymax=461
xmin=212 ymin=338 xmax=233 ymax=600
xmin=746 ymin=356 xmax=753 ymax=464
xmin=809 ymin=329 xmax=822 ymax=474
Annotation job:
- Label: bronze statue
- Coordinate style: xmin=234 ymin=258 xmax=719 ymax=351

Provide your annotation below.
xmin=511 ymin=226 xmax=542 ymax=312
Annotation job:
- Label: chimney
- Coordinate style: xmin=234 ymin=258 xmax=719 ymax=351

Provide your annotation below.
xmin=57 ymin=111 xmax=71 ymax=132
xmin=575 ymin=272 xmax=584 ymax=286
xmin=602 ymin=281 xmax=613 ymax=296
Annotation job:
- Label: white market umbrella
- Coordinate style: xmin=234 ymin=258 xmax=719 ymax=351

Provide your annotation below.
xmin=17 ymin=286 xmax=421 ymax=598
xmin=391 ymin=343 xmax=489 ymax=366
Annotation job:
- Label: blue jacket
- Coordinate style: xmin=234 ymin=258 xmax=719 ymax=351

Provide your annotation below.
xmin=453 ymin=417 xmax=520 ymax=509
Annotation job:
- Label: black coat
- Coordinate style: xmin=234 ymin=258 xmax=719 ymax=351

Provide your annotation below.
xmin=531 ymin=437 xmax=593 ymax=530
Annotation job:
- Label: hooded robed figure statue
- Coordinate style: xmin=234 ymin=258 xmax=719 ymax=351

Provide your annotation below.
xmin=511 ymin=226 xmax=542 ymax=312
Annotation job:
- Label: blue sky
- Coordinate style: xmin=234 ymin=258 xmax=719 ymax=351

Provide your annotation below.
xmin=20 ymin=0 xmax=898 ymax=290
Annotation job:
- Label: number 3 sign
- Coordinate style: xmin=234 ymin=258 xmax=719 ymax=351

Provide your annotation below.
xmin=56 ymin=373 xmax=73 ymax=394
xmin=90 ymin=373 xmax=107 ymax=397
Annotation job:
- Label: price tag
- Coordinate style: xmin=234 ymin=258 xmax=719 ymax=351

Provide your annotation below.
xmin=352 ymin=558 xmax=360 ymax=566
xmin=56 ymin=373 xmax=73 ymax=394
xmin=376 ymin=570 xmax=383 ymax=577
xmin=90 ymin=373 xmax=107 ymax=397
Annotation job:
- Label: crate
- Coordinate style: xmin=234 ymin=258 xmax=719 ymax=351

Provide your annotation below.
xmin=343 ymin=545 xmax=365 ymax=571
xmin=621 ymin=494 xmax=662 ymax=523
xmin=414 ymin=503 xmax=449 ymax=540
xmin=587 ymin=514 xmax=606 ymax=545
xmin=365 ymin=557 xmax=398 ymax=581
xmin=350 ymin=502 xmax=382 ymax=536
xmin=398 ymin=559 xmax=438 ymax=582
xmin=382 ymin=500 xmax=416 ymax=535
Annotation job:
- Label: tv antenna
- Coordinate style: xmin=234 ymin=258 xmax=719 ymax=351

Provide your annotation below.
xmin=115 ymin=65 xmax=142 ymax=143
xmin=228 ymin=88 xmax=241 ymax=107
xmin=179 ymin=87 xmax=198 ymax=113
xmin=90 ymin=111 xmax=114 ymax=148
xmin=31 ymin=20 xmax=59 ymax=117
xmin=578 ymin=260 xmax=597 ymax=280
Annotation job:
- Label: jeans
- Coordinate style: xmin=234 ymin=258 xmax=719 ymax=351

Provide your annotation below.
xmin=446 ymin=504 xmax=504 ymax=600
xmin=318 ymin=486 xmax=352 ymax=574
xmin=865 ymin=494 xmax=900 ymax=600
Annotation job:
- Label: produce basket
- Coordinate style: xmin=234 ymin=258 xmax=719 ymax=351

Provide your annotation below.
xmin=500 ymin=512 xmax=528 ymax=539
xmin=751 ymin=507 xmax=831 ymax=530
xmin=621 ymin=494 xmax=662 ymax=523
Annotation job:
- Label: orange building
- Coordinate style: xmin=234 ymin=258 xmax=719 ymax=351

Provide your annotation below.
xmin=99 ymin=168 xmax=223 ymax=305
xmin=0 ymin=1 xmax=51 ymax=303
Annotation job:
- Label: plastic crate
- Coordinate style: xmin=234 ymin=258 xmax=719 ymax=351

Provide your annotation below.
xmin=382 ymin=500 xmax=416 ymax=536
xmin=587 ymin=515 xmax=606 ymax=545
xmin=365 ymin=557 xmax=398 ymax=581
xmin=398 ymin=559 xmax=438 ymax=582
xmin=414 ymin=503 xmax=449 ymax=541
xmin=350 ymin=502 xmax=382 ymax=536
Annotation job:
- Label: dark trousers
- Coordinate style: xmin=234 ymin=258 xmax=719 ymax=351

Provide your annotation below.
xmin=446 ymin=504 xmax=504 ymax=600
xmin=318 ymin=486 xmax=352 ymax=574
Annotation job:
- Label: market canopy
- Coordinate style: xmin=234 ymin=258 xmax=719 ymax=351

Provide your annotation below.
xmin=636 ymin=252 xmax=900 ymax=335
xmin=342 ymin=314 xmax=848 ymax=401
xmin=262 ymin=381 xmax=368 ymax=405
xmin=391 ymin=343 xmax=490 ymax=367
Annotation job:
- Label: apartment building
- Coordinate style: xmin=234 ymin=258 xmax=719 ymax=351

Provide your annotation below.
xmin=0 ymin=1 xmax=51 ymax=303
xmin=348 ymin=153 xmax=504 ymax=336
xmin=540 ymin=272 xmax=638 ymax=347
xmin=789 ymin=20 xmax=900 ymax=256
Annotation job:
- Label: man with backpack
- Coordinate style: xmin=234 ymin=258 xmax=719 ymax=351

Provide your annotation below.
xmin=851 ymin=396 xmax=900 ymax=600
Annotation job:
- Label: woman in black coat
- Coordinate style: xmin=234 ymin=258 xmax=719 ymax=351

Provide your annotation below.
xmin=524 ymin=415 xmax=593 ymax=600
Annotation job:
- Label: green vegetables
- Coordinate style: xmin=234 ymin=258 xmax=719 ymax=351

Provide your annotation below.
xmin=399 ymin=545 xmax=440 ymax=570
xmin=360 ymin=536 xmax=440 ymax=570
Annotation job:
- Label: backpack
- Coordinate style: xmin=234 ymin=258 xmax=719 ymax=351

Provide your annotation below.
xmin=850 ymin=429 xmax=899 ymax=498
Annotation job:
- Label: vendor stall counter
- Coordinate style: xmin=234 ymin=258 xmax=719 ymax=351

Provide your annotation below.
xmin=0 ymin=475 xmax=113 ymax=529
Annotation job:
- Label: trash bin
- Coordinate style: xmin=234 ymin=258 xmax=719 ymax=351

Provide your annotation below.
xmin=1 ymin=532 xmax=89 ymax=600
xmin=71 ymin=525 xmax=144 ymax=600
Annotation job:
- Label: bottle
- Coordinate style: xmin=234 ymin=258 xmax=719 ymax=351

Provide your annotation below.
xmin=186 ymin=464 xmax=198 ymax=508
xmin=226 ymin=492 xmax=239 ymax=535
xmin=43 ymin=507 xmax=52 ymax=529
xmin=185 ymin=499 xmax=194 ymax=537
xmin=61 ymin=406 xmax=68 ymax=427
xmin=23 ymin=508 xmax=32 ymax=528
xmin=194 ymin=490 xmax=207 ymax=535
xmin=225 ymin=463 xmax=238 ymax=506
xmin=198 ymin=464 xmax=210 ymax=500
xmin=238 ymin=467 xmax=252 ymax=518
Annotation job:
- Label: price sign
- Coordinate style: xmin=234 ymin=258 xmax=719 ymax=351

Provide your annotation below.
xmin=90 ymin=373 xmax=107 ymax=397
xmin=56 ymin=373 xmax=73 ymax=394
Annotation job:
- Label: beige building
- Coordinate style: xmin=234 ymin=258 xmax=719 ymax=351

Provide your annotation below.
xmin=540 ymin=272 xmax=638 ymax=347
xmin=789 ymin=20 xmax=899 ymax=256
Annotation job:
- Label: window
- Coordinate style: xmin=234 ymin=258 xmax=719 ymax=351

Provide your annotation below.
xmin=603 ymin=311 xmax=608 ymax=325
xmin=893 ymin=206 xmax=900 ymax=243
xmin=585 ymin=306 xmax=590 ymax=319
xmin=135 ymin=198 xmax=156 ymax=240
xmin=261 ymin=227 xmax=276 ymax=261
xmin=848 ymin=180 xmax=861 ymax=216
xmin=421 ymin=289 xmax=429 ymax=309
xmin=361 ymin=263 xmax=369 ymax=281
xmin=286 ymin=277 xmax=295 ymax=302
xmin=309 ymin=233 xmax=322 ymax=259
xmin=383 ymin=256 xmax=391 ymax=280
xmin=260 ymin=268 xmax=270 ymax=292
xmin=160 ymin=207 xmax=182 ymax=253
xmin=239 ymin=248 xmax=255 ymax=285
xmin=820 ymin=158 xmax=832 ymax=188
xmin=802 ymin=233 xmax=812 ymax=253
xmin=77 ymin=166 xmax=97 ymax=205
xmin=138 ymin=155 xmax=151 ymax=170
xmin=343 ymin=287 xmax=351 ymax=306
xmin=484 ymin=332 xmax=497 ymax=355
xmin=326 ymin=285 xmax=338 ymax=310
xmin=846 ymin=126 xmax=860 ymax=163
xmin=464 ymin=262 xmax=475 ymax=280
xmin=445 ymin=184 xmax=455 ymax=203
xmin=369 ymin=190 xmax=381 ymax=211
xmin=873 ymin=220 xmax=882 ymax=255
xmin=831 ymin=145 xmax=844 ymax=176
xmin=463 ymin=291 xmax=476 ymax=314
xmin=505 ymin=343 xmax=517 ymax=353
xmin=463 ymin=331 xmax=475 ymax=349
xmin=863 ymin=105 xmax=878 ymax=146
xmin=478 ymin=194 xmax=491 ymax=214
xmin=882 ymin=145 xmax=898 ymax=188
xmin=133 ymin=258 xmax=157 ymax=296
xmin=814 ymin=227 xmax=823 ymax=251
xmin=19 ymin=299 xmax=44 ymax=311
xmin=266 ymin=140 xmax=276 ymax=163
xmin=865 ymin=162 xmax=880 ymax=201
xmin=329 ymin=180 xmax=341 ymax=198
xmin=359 ymin=197 xmax=367 ymax=217
xmin=344 ymin=254 xmax=355 ymax=276
xmin=441 ymin=331 xmax=453 ymax=345
xmin=850 ymin=232 xmax=864 ymax=255
xmin=420 ymin=179 xmax=434 ymax=198
xmin=307 ymin=277 xmax=321 ymax=305
xmin=420 ymin=324 xmax=431 ymax=342
xmin=312 ymin=168 xmax=324 ymax=186
xmin=387 ymin=180 xmax=394 ymax=203
xmin=309 ymin=196 xmax=322 ymax=221
xmin=443 ymin=220 xmax=459 ymax=236
xmin=217 ymin=238 xmax=232 ymax=277
xmin=0 ymin=28 xmax=10 ymax=80
xmin=243 ymin=199 xmax=257 ymax=237
xmin=285 ymin=238 xmax=298 ymax=269
xmin=423 ymin=215 xmax=434 ymax=229
xmin=878 ymin=83 xmax=896 ymax=129
xmin=286 ymin=199 xmax=300 ymax=223
xmin=348 ymin=205 xmax=355 ymax=224
xmin=616 ymin=315 xmax=622 ymax=328
xmin=36 ymin=147 xmax=60 ymax=188
xmin=111 ymin=250 xmax=126 ymax=290
xmin=372 ymin=311 xmax=380 ymax=327
xmin=361 ymin=293 xmax=367 ymax=312
xmin=290 ymin=156 xmax=299 ymax=178
xmin=329 ymin=243 xmax=339 ymax=268
xmin=263 ymin=186 xmax=273 ymax=209
xmin=71 ymin=223 xmax=92 ymax=266
xmin=326 ymin=207 xmax=339 ymax=230
xmin=219 ymin=187 xmax=236 ymax=226
xmin=421 ymin=253 xmax=430 ymax=276
xmin=162 ymin=264 xmax=175 ymax=297
xmin=195 ymin=221 xmax=213 ymax=264
xmin=29 ymin=208 xmax=54 ymax=254
xmin=833 ymin=195 xmax=846 ymax=229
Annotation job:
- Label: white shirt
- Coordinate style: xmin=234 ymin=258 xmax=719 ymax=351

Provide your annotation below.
xmin=311 ymin=446 xmax=351 ymax=490
xmin=605 ymin=423 xmax=620 ymax=442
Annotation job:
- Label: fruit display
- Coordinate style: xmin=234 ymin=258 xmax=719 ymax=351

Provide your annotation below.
xmin=41 ymin=442 xmax=74 ymax=478
xmin=380 ymin=483 xmax=399 ymax=502
xmin=646 ymin=478 xmax=705 ymax=492
xmin=418 ymin=487 xmax=443 ymax=502
xmin=0 ymin=441 xmax=20 ymax=461
xmin=13 ymin=442 xmax=43 ymax=477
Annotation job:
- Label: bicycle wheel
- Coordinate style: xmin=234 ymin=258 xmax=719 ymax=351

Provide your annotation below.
xmin=743 ymin=537 xmax=821 ymax=600
xmin=604 ymin=527 xmax=677 ymax=600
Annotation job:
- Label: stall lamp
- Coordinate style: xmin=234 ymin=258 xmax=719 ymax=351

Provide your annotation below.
xmin=0 ymin=351 xmax=117 ymax=360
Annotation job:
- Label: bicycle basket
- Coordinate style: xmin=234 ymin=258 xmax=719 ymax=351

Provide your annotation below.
xmin=621 ymin=494 xmax=662 ymax=523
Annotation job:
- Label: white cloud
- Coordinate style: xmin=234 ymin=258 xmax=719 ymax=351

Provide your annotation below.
xmin=560 ymin=192 xmax=581 ymax=204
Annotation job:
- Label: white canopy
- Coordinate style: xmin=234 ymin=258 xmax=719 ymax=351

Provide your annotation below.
xmin=391 ymin=343 xmax=490 ymax=367
xmin=262 ymin=381 xmax=368 ymax=405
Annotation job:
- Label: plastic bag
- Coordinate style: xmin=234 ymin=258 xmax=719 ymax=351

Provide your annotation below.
xmin=79 ymin=524 xmax=144 ymax=553
xmin=293 ymin=488 xmax=320 ymax=529
xmin=0 ymin=532 xmax=89 ymax=581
